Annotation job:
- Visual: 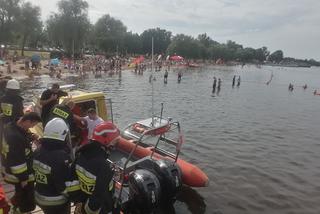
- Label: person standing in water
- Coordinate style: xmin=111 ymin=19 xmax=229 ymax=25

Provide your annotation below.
xmin=232 ymin=75 xmax=236 ymax=88
xmin=178 ymin=71 xmax=182 ymax=83
xmin=217 ymin=78 xmax=222 ymax=94
xmin=288 ymin=83 xmax=294 ymax=91
xmin=303 ymin=84 xmax=307 ymax=90
xmin=212 ymin=77 xmax=217 ymax=94
xmin=237 ymin=76 xmax=241 ymax=87
xmin=164 ymin=70 xmax=168 ymax=84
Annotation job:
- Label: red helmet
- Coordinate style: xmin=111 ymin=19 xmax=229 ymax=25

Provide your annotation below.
xmin=92 ymin=121 xmax=120 ymax=146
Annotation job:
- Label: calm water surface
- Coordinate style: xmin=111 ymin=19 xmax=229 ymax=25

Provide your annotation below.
xmin=22 ymin=65 xmax=320 ymax=214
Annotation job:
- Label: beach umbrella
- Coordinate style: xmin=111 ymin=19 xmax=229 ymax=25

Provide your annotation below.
xmin=50 ymin=58 xmax=60 ymax=65
xmin=170 ymin=55 xmax=184 ymax=61
xmin=31 ymin=54 xmax=41 ymax=63
xmin=133 ymin=55 xmax=145 ymax=64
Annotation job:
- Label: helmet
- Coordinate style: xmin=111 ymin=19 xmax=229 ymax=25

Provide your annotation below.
xmin=92 ymin=121 xmax=120 ymax=146
xmin=43 ymin=118 xmax=69 ymax=141
xmin=6 ymin=79 xmax=20 ymax=90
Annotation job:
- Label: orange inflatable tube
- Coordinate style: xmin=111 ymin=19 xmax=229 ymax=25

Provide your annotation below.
xmin=117 ymin=137 xmax=209 ymax=187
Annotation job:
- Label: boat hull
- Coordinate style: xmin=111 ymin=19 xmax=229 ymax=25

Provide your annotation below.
xmin=117 ymin=137 xmax=209 ymax=187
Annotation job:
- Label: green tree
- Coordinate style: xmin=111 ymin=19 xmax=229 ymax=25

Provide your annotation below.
xmin=167 ymin=34 xmax=201 ymax=59
xmin=269 ymin=50 xmax=284 ymax=63
xmin=94 ymin=14 xmax=127 ymax=54
xmin=18 ymin=2 xmax=42 ymax=56
xmin=46 ymin=0 xmax=90 ymax=56
xmin=141 ymin=28 xmax=172 ymax=54
xmin=124 ymin=31 xmax=142 ymax=54
xmin=0 ymin=0 xmax=21 ymax=45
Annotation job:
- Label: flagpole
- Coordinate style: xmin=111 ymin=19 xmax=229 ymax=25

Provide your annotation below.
xmin=151 ymin=37 xmax=154 ymax=127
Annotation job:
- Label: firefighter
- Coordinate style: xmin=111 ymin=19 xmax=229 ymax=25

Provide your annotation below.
xmin=48 ymin=100 xmax=77 ymax=135
xmin=33 ymin=118 xmax=80 ymax=214
xmin=0 ymin=79 xmax=24 ymax=124
xmin=1 ymin=112 xmax=42 ymax=214
xmin=40 ymin=83 xmax=68 ymax=125
xmin=74 ymin=121 xmax=120 ymax=214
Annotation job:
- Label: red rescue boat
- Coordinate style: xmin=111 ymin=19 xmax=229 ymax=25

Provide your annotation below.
xmin=119 ymin=116 xmax=209 ymax=188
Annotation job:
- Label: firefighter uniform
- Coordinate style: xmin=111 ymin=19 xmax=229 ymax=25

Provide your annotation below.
xmin=74 ymin=141 xmax=114 ymax=214
xmin=0 ymin=93 xmax=23 ymax=124
xmin=49 ymin=104 xmax=76 ymax=134
xmin=1 ymin=121 xmax=35 ymax=212
xmin=33 ymin=118 xmax=80 ymax=214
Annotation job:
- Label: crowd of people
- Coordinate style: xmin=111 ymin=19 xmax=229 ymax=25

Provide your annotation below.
xmin=0 ymin=80 xmax=122 ymax=214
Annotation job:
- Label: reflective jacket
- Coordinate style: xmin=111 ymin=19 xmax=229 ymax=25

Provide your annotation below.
xmin=0 ymin=92 xmax=24 ymax=124
xmin=1 ymin=121 xmax=34 ymax=184
xmin=33 ymin=139 xmax=79 ymax=206
xmin=74 ymin=141 xmax=114 ymax=214
xmin=48 ymin=104 xmax=76 ymax=134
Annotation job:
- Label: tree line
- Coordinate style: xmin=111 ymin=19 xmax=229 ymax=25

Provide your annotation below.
xmin=1 ymin=0 xmax=319 ymax=65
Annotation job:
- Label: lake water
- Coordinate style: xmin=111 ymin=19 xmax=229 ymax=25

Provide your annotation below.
xmin=22 ymin=65 xmax=320 ymax=214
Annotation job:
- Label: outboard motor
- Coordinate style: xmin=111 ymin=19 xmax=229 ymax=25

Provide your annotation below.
xmin=153 ymin=159 xmax=182 ymax=201
xmin=128 ymin=169 xmax=161 ymax=212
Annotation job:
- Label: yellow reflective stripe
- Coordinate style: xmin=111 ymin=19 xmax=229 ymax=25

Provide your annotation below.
xmin=35 ymin=192 xmax=68 ymax=206
xmin=3 ymin=172 xmax=34 ymax=183
xmin=52 ymin=107 xmax=69 ymax=119
xmin=65 ymin=180 xmax=80 ymax=192
xmin=76 ymin=165 xmax=96 ymax=195
xmin=109 ymin=180 xmax=113 ymax=191
xmin=84 ymin=200 xmax=101 ymax=214
xmin=10 ymin=163 xmax=27 ymax=174
xmin=33 ymin=160 xmax=51 ymax=174
xmin=1 ymin=103 xmax=13 ymax=116
xmin=25 ymin=148 xmax=31 ymax=156
xmin=1 ymin=140 xmax=9 ymax=159
xmin=75 ymin=165 xmax=96 ymax=183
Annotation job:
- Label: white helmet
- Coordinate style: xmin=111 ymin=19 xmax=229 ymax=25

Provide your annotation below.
xmin=6 ymin=79 xmax=20 ymax=90
xmin=43 ymin=118 xmax=69 ymax=141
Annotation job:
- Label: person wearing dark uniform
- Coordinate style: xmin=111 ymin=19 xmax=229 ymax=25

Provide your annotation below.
xmin=0 ymin=79 xmax=24 ymax=124
xmin=74 ymin=121 xmax=120 ymax=214
xmin=33 ymin=118 xmax=80 ymax=214
xmin=48 ymin=100 xmax=77 ymax=136
xmin=40 ymin=83 xmax=68 ymax=125
xmin=1 ymin=112 xmax=41 ymax=213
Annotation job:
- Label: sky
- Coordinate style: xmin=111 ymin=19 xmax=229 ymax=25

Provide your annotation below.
xmin=28 ymin=0 xmax=320 ymax=60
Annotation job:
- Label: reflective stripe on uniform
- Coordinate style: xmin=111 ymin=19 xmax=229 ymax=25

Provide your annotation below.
xmin=33 ymin=160 xmax=51 ymax=174
xmin=3 ymin=172 xmax=34 ymax=184
xmin=10 ymin=163 xmax=27 ymax=174
xmin=52 ymin=108 xmax=69 ymax=119
xmin=35 ymin=191 xmax=68 ymax=206
xmin=1 ymin=103 xmax=13 ymax=116
xmin=75 ymin=165 xmax=96 ymax=195
xmin=65 ymin=180 xmax=80 ymax=192
xmin=84 ymin=199 xmax=101 ymax=214
xmin=94 ymin=128 xmax=118 ymax=136
xmin=75 ymin=165 xmax=96 ymax=181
